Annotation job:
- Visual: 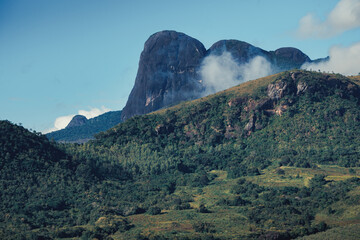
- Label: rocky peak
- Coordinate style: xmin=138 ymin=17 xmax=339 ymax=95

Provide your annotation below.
xmin=272 ymin=47 xmax=311 ymax=69
xmin=66 ymin=115 xmax=87 ymax=129
xmin=121 ymin=30 xmax=207 ymax=121
xmin=120 ymin=31 xmax=316 ymax=122
xmin=207 ymin=40 xmax=269 ymax=63
xmin=274 ymin=48 xmax=310 ymax=64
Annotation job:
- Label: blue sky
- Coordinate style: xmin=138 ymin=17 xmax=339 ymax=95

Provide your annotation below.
xmin=1 ymin=0 xmax=359 ymax=132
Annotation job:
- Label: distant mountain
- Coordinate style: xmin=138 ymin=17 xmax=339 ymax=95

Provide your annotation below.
xmin=46 ymin=110 xmax=122 ymax=143
xmin=121 ymin=30 xmax=320 ymax=121
xmin=66 ymin=115 xmax=87 ymax=128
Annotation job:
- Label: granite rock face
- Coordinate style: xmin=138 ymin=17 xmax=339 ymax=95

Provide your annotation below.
xmin=121 ymin=31 xmax=207 ymax=121
xmin=271 ymin=47 xmax=311 ymax=70
xmin=208 ymin=41 xmax=311 ymax=71
xmin=121 ymin=31 xmax=317 ymax=121
xmin=267 ymin=81 xmax=289 ymax=100
xmin=207 ymin=40 xmax=269 ymax=63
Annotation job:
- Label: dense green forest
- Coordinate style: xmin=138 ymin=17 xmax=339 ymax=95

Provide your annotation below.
xmin=1 ymin=70 xmax=360 ymax=239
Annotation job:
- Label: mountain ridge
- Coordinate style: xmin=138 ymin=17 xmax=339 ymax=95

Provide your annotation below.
xmin=47 ymin=30 xmax=327 ymax=143
xmin=120 ymin=30 xmax=325 ymax=122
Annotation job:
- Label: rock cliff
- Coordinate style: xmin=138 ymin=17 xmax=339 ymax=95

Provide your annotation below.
xmin=121 ymin=31 xmax=318 ymax=121
xmin=121 ymin=31 xmax=207 ymax=121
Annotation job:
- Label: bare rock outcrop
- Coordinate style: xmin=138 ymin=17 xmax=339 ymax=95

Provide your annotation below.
xmin=267 ymin=81 xmax=288 ymax=100
xmin=121 ymin=31 xmax=207 ymax=121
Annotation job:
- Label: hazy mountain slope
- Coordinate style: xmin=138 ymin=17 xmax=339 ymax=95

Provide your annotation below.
xmin=46 ymin=110 xmax=122 ymax=143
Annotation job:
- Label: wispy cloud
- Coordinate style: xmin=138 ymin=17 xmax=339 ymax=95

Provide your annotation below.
xmin=199 ymin=51 xmax=273 ymax=95
xmin=301 ymin=41 xmax=360 ymax=75
xmin=78 ymin=106 xmax=111 ymax=119
xmin=44 ymin=106 xmax=111 ymax=133
xmin=296 ymin=0 xmax=360 ymax=39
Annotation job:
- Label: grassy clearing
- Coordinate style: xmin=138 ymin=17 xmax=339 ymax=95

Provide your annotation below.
xmin=112 ymin=165 xmax=360 ymax=239
xmin=247 ymin=165 xmax=360 ymax=188
xmin=298 ymin=223 xmax=360 ymax=240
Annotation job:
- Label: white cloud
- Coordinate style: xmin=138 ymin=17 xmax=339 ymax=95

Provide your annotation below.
xmin=301 ymin=41 xmax=360 ymax=75
xmin=296 ymin=0 xmax=360 ymax=38
xmin=199 ymin=51 xmax=273 ymax=95
xmin=241 ymin=56 xmax=273 ymax=82
xmin=78 ymin=106 xmax=111 ymax=119
xmin=44 ymin=106 xmax=111 ymax=133
xmin=53 ymin=114 xmax=75 ymax=131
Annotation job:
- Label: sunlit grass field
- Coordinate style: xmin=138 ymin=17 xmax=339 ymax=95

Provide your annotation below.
xmin=109 ymin=166 xmax=360 ymax=239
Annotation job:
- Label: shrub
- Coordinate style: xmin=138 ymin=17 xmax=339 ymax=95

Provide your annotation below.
xmin=192 ymin=222 xmax=215 ymax=233
xmin=147 ymin=206 xmax=162 ymax=215
xmin=197 ymin=204 xmax=210 ymax=213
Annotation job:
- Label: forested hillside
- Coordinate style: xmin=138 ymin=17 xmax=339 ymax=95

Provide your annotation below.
xmin=94 ymin=70 xmax=360 ymax=175
xmin=1 ymin=70 xmax=360 ymax=239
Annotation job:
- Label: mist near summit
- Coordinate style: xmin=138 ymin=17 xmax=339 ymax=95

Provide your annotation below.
xmin=301 ymin=41 xmax=360 ymax=76
xmin=199 ymin=51 xmax=273 ymax=96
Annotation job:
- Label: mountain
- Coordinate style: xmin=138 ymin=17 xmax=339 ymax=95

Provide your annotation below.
xmin=120 ymin=30 xmax=207 ymax=121
xmin=207 ymin=40 xmax=310 ymax=70
xmin=46 ymin=110 xmax=122 ymax=143
xmin=271 ymin=47 xmax=311 ymax=69
xmin=2 ymin=71 xmax=360 ymax=239
xmin=47 ymin=31 xmax=321 ymax=142
xmin=121 ymin=30 xmax=316 ymax=121
xmin=65 ymin=115 xmax=87 ymax=128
